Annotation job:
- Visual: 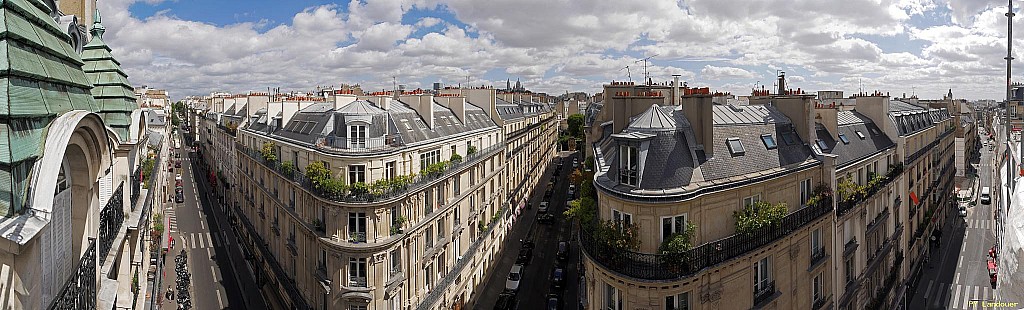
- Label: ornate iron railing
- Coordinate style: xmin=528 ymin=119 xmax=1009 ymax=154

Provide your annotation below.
xmin=753 ymin=280 xmax=776 ymax=306
xmin=130 ymin=166 xmax=140 ymax=208
xmin=416 ymin=206 xmax=507 ymax=310
xmin=47 ymin=238 xmax=96 ymax=310
xmin=236 ymin=205 xmax=310 ymax=309
xmin=98 ymin=183 xmax=125 ymax=265
xmin=580 ymin=198 xmax=831 ymax=280
xmin=238 ymin=141 xmax=505 ymax=203
xmin=810 ymin=246 xmax=826 ymax=266
xmin=837 ymin=164 xmax=903 ymax=217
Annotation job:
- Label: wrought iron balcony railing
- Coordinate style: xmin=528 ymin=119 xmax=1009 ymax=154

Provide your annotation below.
xmin=580 ymin=198 xmax=831 ymax=280
xmin=314 ymin=261 xmax=331 ymax=289
xmin=837 ymin=164 xmax=902 ymax=217
xmin=47 ymin=238 xmax=96 ymax=310
xmin=753 ymin=280 xmax=776 ymax=306
xmin=287 ymin=235 xmax=297 ymax=256
xmin=810 ymin=246 xmax=826 ymax=266
xmin=416 ymin=205 xmax=507 ymax=310
xmin=98 ymin=183 xmax=125 ymax=265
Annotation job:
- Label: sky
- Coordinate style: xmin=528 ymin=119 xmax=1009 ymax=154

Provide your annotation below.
xmin=94 ymin=0 xmax=1024 ymax=100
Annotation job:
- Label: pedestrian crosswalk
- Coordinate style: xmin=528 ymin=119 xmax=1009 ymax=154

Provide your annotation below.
xmin=179 ymin=232 xmax=215 ymax=249
xmin=924 ymin=280 xmax=995 ymax=309
xmin=967 ymin=219 xmax=994 ymax=230
xmin=166 ymin=206 xmax=178 ymax=232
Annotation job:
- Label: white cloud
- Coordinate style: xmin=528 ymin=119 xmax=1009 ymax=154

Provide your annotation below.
xmin=700 ymin=65 xmax=758 ymax=80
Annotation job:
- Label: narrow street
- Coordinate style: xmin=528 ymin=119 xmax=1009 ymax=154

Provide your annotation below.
xmin=909 ymin=134 xmax=996 ymax=309
xmin=472 ymin=151 xmax=582 ymax=309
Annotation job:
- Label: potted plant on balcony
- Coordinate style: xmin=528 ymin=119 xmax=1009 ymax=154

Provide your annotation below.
xmin=467 ymin=145 xmax=477 ymax=155
xmin=734 ymin=201 xmax=788 ymax=235
xmin=350 ymin=182 xmax=369 ymax=196
xmin=281 ymin=161 xmax=295 ymax=177
xmin=659 ymin=222 xmax=697 ymax=270
xmin=312 ymin=218 xmax=325 ymax=233
xmin=260 ymin=142 xmax=277 ymax=163
xmin=450 ymin=152 xmax=463 ymax=164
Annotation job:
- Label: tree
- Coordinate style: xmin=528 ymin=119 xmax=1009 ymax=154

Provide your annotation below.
xmin=564 ymin=196 xmax=597 ymax=224
xmin=569 ymin=168 xmax=583 ymax=185
xmin=260 ymin=142 xmax=277 ymax=163
xmin=567 ymin=114 xmax=585 ymax=139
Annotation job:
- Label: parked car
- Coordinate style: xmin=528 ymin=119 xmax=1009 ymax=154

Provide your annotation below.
xmin=959 ymin=206 xmax=968 ymax=217
xmin=546 ymin=294 xmax=562 ymax=310
xmin=494 ymin=292 xmax=518 ymax=310
xmin=556 ymin=241 xmax=568 ymax=261
xmin=175 ymin=191 xmax=185 ymax=203
xmin=551 ymin=268 xmax=565 ymax=288
xmin=175 ymin=160 xmax=181 ymax=168
xmin=517 ymin=245 xmax=533 ymax=265
xmin=538 ymin=214 xmax=555 ymax=224
xmin=538 ymin=202 xmax=550 ymax=213
xmin=505 ymin=265 xmax=524 ymax=291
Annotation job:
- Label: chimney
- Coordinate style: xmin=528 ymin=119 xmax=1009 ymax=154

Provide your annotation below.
xmin=400 ymin=93 xmax=435 ymax=128
xmin=461 ymin=88 xmax=497 ymax=123
xmin=282 ymin=99 xmax=300 ymax=125
xmin=773 ymin=95 xmax=815 ymax=144
xmin=777 ymin=71 xmax=786 ymax=96
xmin=436 ymin=94 xmax=467 ymax=123
xmin=681 ymin=93 xmax=714 ymax=158
xmin=247 ymin=92 xmax=270 ymax=118
xmin=853 ymin=96 xmax=891 ymax=134
xmin=673 ymin=75 xmax=681 ymax=106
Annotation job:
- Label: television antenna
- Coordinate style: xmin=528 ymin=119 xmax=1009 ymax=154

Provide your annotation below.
xmin=634 ymin=54 xmax=658 ymax=85
xmin=620 ymin=65 xmax=632 ymax=83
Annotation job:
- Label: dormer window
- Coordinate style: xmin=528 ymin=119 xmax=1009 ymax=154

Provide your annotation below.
xmin=760 ymin=134 xmax=777 ymax=150
xmin=781 ymin=132 xmax=797 ymax=145
xmin=349 ymin=125 xmax=367 ymax=148
xmin=619 ymin=145 xmax=639 ymax=186
xmin=838 ymin=133 xmax=850 ymax=144
xmin=726 ymin=138 xmax=745 ymax=156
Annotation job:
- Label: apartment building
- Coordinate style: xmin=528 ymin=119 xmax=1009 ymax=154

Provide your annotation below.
xmin=583 ymin=81 xmax=832 ymax=309
xmin=0 ymin=3 xmax=151 ymax=309
xmin=191 ymin=84 xmax=557 ymax=309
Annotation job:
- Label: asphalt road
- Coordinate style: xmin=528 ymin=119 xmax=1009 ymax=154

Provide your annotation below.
xmin=909 ymin=135 xmax=996 ymax=310
xmin=472 ymin=151 xmax=581 ymax=310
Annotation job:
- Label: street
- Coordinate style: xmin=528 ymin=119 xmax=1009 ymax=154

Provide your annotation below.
xmin=472 ymin=151 xmax=582 ymax=310
xmin=158 ymin=128 xmax=268 ymax=310
xmin=909 ymin=133 xmax=996 ymax=309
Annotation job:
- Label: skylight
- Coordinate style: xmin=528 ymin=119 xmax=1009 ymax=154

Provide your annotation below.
xmin=856 ymin=131 xmax=866 ymax=139
xmin=817 ymin=139 xmax=830 ymax=150
xmin=838 ymin=134 xmax=850 ymax=144
xmin=726 ymin=138 xmax=745 ymax=156
xmin=760 ymin=134 xmax=777 ymax=150
xmin=782 ymin=132 xmax=797 ymax=145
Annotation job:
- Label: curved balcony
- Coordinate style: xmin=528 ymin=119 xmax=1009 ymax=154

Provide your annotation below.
xmin=580 ymin=198 xmax=831 ymax=281
xmin=47 ymin=238 xmax=96 ymax=310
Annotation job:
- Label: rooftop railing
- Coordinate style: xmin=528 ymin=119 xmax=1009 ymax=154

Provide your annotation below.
xmin=314 ymin=134 xmax=403 ymax=153
xmin=580 ymin=197 xmax=831 ymax=281
xmin=238 ymin=141 xmax=505 ymax=204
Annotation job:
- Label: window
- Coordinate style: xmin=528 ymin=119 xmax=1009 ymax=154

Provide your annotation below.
xmin=385 ymin=161 xmax=396 ymax=180
xmin=838 ymin=133 xmax=850 ymax=144
xmin=605 ymin=283 xmax=622 ymax=310
xmin=349 ymin=257 xmax=367 ymax=287
xmin=760 ymin=134 xmax=777 ymax=149
xmin=425 ymin=189 xmax=433 ymax=214
xmin=612 ymin=209 xmax=632 ymax=229
xmin=782 ymin=132 xmax=797 ymax=145
xmin=425 ymin=227 xmax=434 ymax=248
xmin=436 ymin=219 xmax=445 ymax=241
xmin=348 ymin=212 xmax=366 ymax=242
xmin=845 ymin=256 xmax=855 ymax=285
xmin=420 ymin=150 xmax=441 ymax=170
xmin=813 ymin=272 xmax=824 ymax=305
xmin=856 ymin=131 xmax=866 ymax=139
xmin=661 ymin=214 xmax=688 ymax=243
xmin=453 ymin=174 xmax=461 ymax=196
xmin=390 ymin=249 xmax=401 ymax=275
xmin=666 ymin=292 xmax=689 ymax=310
xmin=800 ymin=179 xmax=812 ymax=206
xmin=424 ymin=264 xmax=434 ymax=291
xmin=349 ymin=125 xmax=367 ymax=148
xmin=388 ymin=294 xmax=401 ymax=310
xmin=619 ymin=145 xmax=639 ymax=186
xmin=753 ymin=256 xmax=772 ymax=294
xmin=726 ymin=138 xmax=745 ymax=156
xmin=742 ymin=194 xmax=761 ymax=207
xmin=816 ymin=139 xmax=830 ymax=150
xmin=811 ymin=228 xmax=822 ymax=253
xmin=348 ymin=165 xmax=365 ymax=185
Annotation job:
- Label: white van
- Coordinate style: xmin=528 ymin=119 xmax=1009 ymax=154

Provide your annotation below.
xmin=981 ymin=187 xmax=991 ymax=204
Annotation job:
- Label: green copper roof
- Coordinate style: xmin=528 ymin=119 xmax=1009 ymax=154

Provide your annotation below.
xmin=82 ymin=9 xmax=136 ymax=142
xmin=0 ymin=0 xmax=100 ymax=216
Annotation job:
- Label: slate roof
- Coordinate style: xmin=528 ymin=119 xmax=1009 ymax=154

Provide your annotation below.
xmin=815 ymin=111 xmax=895 ymax=167
xmin=494 ymin=97 xmax=552 ymax=121
xmin=0 ymin=0 xmax=102 ymax=215
xmin=593 ymin=103 xmax=817 ymax=198
xmin=888 ymin=100 xmax=951 ymax=136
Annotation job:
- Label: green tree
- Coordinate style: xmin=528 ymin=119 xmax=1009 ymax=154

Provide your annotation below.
xmin=569 ymin=168 xmax=583 ymax=185
xmin=260 ymin=142 xmax=278 ymax=163
xmin=567 ymin=114 xmax=585 ymax=139
xmin=564 ymin=196 xmax=597 ymax=224
xmin=734 ymin=201 xmax=788 ymax=235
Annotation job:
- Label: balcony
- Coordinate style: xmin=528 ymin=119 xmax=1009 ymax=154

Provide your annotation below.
xmin=837 ymin=164 xmax=903 ymax=217
xmin=47 ymin=238 xmax=97 ymax=310
xmin=314 ymin=261 xmax=331 ymax=293
xmin=130 ymin=166 xmax=140 ymax=208
xmin=271 ymin=220 xmax=280 ymax=236
xmin=314 ymin=134 xmax=403 ymax=153
xmin=415 ymin=205 xmax=506 ymax=310
xmin=98 ymin=183 xmax=125 ymax=265
xmin=810 ymin=246 xmax=826 ymax=268
xmin=349 ymin=232 xmax=366 ymax=243
xmin=580 ymin=197 xmax=832 ymax=280
xmin=844 ymin=238 xmax=859 ymax=257
xmin=236 ymin=209 xmax=311 ymax=309
xmin=813 ymin=297 xmax=827 ymax=310
xmin=867 ymin=208 xmax=890 ymax=235
xmin=287 ymin=235 xmax=297 ymax=256
xmin=753 ymin=280 xmax=777 ymax=307
xmin=238 ymin=141 xmax=505 ymax=204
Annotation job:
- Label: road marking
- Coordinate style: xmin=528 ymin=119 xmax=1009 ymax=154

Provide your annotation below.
xmin=198 ymin=233 xmax=205 ymax=248
xmin=953 ymin=284 xmax=962 ymax=308
xmin=211 ymin=266 xmax=218 ymax=282
xmin=200 ymin=220 xmax=205 ymax=230
xmin=216 ymin=289 xmax=224 ymax=308
xmin=207 ymin=232 xmax=213 ymax=246
xmin=955 ymin=272 xmax=961 ymax=283
xmin=969 ymin=285 xmax=980 ymax=308
xmin=191 ymin=233 xmax=197 ymax=248
xmin=924 ymin=280 xmax=935 ymax=300
xmin=207 ymin=248 xmax=212 ymax=258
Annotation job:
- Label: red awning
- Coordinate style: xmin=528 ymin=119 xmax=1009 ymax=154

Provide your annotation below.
xmin=910 ymin=192 xmax=920 ymax=205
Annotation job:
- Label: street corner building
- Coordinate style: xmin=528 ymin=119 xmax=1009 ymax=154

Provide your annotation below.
xmin=187 ymin=85 xmax=557 ymax=309
xmin=579 ymin=74 xmax=955 ymax=310
xmin=0 ymin=0 xmax=151 ymax=309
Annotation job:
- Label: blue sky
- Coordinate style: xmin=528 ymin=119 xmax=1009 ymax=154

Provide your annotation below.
xmin=99 ymin=0 xmax=1024 ymax=100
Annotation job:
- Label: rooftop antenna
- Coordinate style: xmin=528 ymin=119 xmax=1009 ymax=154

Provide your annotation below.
xmin=912 ymin=86 xmax=916 ymax=97
xmin=620 ymin=65 xmax=632 ymax=83
xmin=634 ymin=54 xmax=658 ymax=85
